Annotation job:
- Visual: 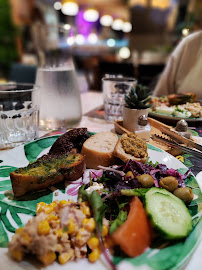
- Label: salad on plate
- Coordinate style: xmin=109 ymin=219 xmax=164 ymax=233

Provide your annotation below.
xmin=0 ymin=129 xmax=201 ymax=270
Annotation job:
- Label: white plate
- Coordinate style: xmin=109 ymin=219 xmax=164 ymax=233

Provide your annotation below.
xmin=0 ymin=135 xmax=201 ymax=270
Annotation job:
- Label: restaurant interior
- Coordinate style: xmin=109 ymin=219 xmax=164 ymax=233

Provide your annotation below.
xmin=1 ymin=0 xmax=201 ymax=91
xmin=0 ymin=1 xmax=202 ymax=270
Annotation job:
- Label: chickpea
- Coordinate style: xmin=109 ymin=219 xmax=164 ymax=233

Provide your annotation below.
xmin=173 ymin=187 xmax=194 ymax=204
xmin=136 ymin=174 xmax=154 ymax=188
xmin=159 ymin=176 xmax=178 ymax=192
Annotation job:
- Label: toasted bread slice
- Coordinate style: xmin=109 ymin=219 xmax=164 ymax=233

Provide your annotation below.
xmin=114 ymin=132 xmax=148 ymax=163
xmin=81 ymin=131 xmax=118 ymax=169
xmin=10 ymin=153 xmax=85 ymax=197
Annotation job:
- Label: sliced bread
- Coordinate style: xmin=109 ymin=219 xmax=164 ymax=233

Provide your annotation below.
xmin=10 ymin=153 xmax=85 ymax=197
xmin=81 ymin=131 xmax=118 ymax=169
xmin=114 ymin=132 xmax=148 ymax=163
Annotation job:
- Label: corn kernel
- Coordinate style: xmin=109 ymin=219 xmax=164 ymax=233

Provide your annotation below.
xmin=82 ymin=206 xmax=91 ymax=217
xmin=82 ymin=218 xmax=95 ymax=232
xmin=87 ymin=237 xmax=99 ymax=250
xmin=88 ymin=248 xmax=101 ymax=263
xmin=38 ymin=251 xmax=56 ymax=265
xmin=67 ymin=218 xmax=76 ymax=234
xmin=46 ymin=214 xmax=58 ymax=223
xmin=58 ymin=252 xmax=72 ymax=264
xmin=36 ymin=202 xmax=47 ymax=214
xmin=21 ymin=232 xmax=31 ymax=245
xmin=44 ymin=205 xmax=54 ymax=215
xmin=49 ymin=201 xmax=58 ymax=208
xmin=10 ymin=249 xmax=24 ymax=262
xmin=15 ymin=227 xmax=23 ymax=234
xmin=81 ymin=201 xmax=89 ymax=207
xmin=59 ymin=200 xmax=68 ymax=207
xmin=51 ymin=219 xmax=60 ymax=229
xmin=54 ymin=229 xmax=63 ymax=238
xmin=38 ymin=220 xmax=50 ymax=235
xmin=82 ymin=218 xmax=88 ymax=225
xmin=102 ymin=225 xmax=108 ymax=237
xmin=76 ymin=228 xmax=85 ymax=241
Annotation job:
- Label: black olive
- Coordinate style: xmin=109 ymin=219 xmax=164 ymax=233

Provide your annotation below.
xmin=104 ymin=171 xmax=123 ymax=182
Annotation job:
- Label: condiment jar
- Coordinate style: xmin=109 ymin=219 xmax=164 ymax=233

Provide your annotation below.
xmin=175 ymin=119 xmax=192 ymax=139
xmin=135 ymin=115 xmax=151 ymax=141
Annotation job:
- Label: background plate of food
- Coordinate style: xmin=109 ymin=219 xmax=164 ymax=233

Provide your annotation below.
xmin=0 ymin=130 xmax=201 ymax=270
xmin=149 ymin=93 xmax=202 ymax=123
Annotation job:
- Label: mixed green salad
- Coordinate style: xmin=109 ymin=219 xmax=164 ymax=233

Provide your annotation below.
xmin=75 ymin=159 xmax=199 ymax=268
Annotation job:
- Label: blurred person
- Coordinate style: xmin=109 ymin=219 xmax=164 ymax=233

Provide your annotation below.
xmin=153 ymin=30 xmax=202 ymax=100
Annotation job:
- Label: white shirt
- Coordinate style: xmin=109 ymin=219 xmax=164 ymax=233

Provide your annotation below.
xmin=153 ymin=31 xmax=202 ymax=100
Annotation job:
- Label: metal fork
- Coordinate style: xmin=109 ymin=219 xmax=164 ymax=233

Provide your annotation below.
xmin=151 ymin=134 xmax=202 ymax=161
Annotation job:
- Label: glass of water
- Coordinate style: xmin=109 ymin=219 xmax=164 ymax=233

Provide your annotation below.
xmin=0 ymin=83 xmax=39 ymax=150
xmin=102 ymin=76 xmax=137 ymax=121
xmin=33 ymin=24 xmax=82 ymax=131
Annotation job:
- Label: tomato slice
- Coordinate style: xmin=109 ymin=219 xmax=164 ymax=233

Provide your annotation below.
xmin=112 ymin=196 xmax=152 ymax=257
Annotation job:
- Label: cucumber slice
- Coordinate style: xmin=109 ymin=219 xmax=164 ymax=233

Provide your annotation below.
xmin=145 ymin=191 xmax=192 ymax=239
xmin=145 ymin=187 xmax=179 ymax=200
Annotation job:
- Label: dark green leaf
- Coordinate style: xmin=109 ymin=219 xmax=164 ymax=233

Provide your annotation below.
xmin=110 ymin=210 xmax=127 ymax=235
xmin=121 ymin=188 xmax=149 ymax=197
xmin=78 ymin=186 xmax=107 ymax=232
xmin=89 ymin=191 xmax=107 ymax=231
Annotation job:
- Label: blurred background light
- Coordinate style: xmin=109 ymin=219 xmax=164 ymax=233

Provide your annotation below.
xmin=130 ymin=0 xmax=147 ymax=7
xmin=54 ymin=1 xmax=62 ymax=10
xmin=76 ymin=34 xmax=85 ymax=45
xmin=151 ymin=0 xmax=171 ymax=10
xmin=63 ymin=24 xmax=71 ymax=30
xmin=107 ymin=38 xmax=116 ymax=47
xmin=122 ymin=22 xmax=132 ymax=33
xmin=182 ymin=28 xmax=189 ymax=36
xmin=66 ymin=36 xmax=75 ymax=45
xmin=88 ymin=33 xmax=98 ymax=44
xmin=100 ymin=15 xmax=113 ymax=27
xmin=119 ymin=47 xmax=131 ymax=59
xmin=83 ymin=9 xmax=99 ymax=22
xmin=112 ymin=19 xmax=124 ymax=31
xmin=61 ymin=1 xmax=79 ymax=16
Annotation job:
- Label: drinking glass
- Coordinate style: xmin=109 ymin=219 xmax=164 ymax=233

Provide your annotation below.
xmin=33 ymin=24 xmax=82 ymax=131
xmin=0 ymin=83 xmax=39 ymax=149
xmin=102 ymin=76 xmax=137 ymax=121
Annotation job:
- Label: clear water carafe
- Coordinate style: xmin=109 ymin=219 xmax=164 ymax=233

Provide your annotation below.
xmin=34 ymin=24 xmax=82 ymax=131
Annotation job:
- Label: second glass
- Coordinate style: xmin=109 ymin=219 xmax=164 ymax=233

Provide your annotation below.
xmin=102 ymin=76 xmax=137 ymax=121
xmin=34 ymin=25 xmax=82 ymax=131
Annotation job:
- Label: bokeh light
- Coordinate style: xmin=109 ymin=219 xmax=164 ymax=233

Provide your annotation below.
xmin=63 ymin=24 xmax=71 ymax=30
xmin=122 ymin=22 xmax=132 ymax=33
xmin=88 ymin=33 xmax=98 ymax=44
xmin=112 ymin=19 xmax=124 ymax=31
xmin=76 ymin=34 xmax=85 ymax=45
xmin=66 ymin=36 xmax=75 ymax=45
xmin=107 ymin=38 xmax=116 ymax=47
xmin=54 ymin=1 xmax=62 ymax=10
xmin=61 ymin=1 xmax=79 ymax=16
xmin=119 ymin=47 xmax=131 ymax=59
xmin=182 ymin=28 xmax=189 ymax=36
xmin=83 ymin=9 xmax=99 ymax=22
xmin=100 ymin=15 xmax=113 ymax=27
